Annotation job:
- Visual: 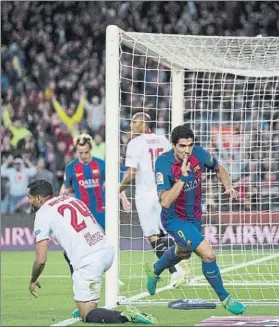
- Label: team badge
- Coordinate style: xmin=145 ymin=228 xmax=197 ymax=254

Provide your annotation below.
xmin=156 ymin=172 xmax=164 ymax=185
xmin=194 ymin=165 xmax=201 ymax=173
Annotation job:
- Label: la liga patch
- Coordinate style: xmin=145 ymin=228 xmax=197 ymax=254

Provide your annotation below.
xmin=156 ymin=172 xmax=164 ymax=185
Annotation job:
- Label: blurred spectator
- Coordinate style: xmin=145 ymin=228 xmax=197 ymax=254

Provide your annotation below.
xmin=85 ymin=95 xmax=105 ymax=132
xmin=92 ymin=133 xmax=106 ymax=161
xmin=35 ymin=157 xmax=55 ymax=190
xmin=1 ymin=157 xmax=37 ymax=214
xmin=2 ymin=106 xmax=32 ymax=148
xmin=52 ymin=92 xmax=85 ymax=133
xmin=1 ymin=1 xmax=279 ymax=213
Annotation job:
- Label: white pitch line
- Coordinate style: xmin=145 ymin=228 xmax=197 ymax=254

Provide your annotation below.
xmin=50 ymin=252 xmax=279 ymax=326
xmin=50 ymin=317 xmax=81 ymax=327
xmin=120 ymin=252 xmax=279 ymax=304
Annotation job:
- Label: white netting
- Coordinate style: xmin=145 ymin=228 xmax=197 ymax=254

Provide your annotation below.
xmin=117 ymin=30 xmax=279 ymax=304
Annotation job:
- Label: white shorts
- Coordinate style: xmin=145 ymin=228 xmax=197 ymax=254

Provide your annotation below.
xmin=135 ymin=195 xmax=164 ymax=237
xmin=72 ymin=247 xmax=114 ymax=302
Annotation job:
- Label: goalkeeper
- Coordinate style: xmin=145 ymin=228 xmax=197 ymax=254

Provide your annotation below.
xmin=146 ymin=124 xmax=246 ymax=315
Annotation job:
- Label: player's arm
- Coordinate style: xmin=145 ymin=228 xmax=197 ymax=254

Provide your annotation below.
xmin=60 ymin=164 xmax=73 ymax=195
xmin=156 ymin=156 xmax=191 ymax=209
xmin=216 ymin=164 xmax=238 ymax=199
xmin=119 ymin=139 xmax=140 ymax=193
xmin=202 ymin=147 xmax=238 ymax=199
xmin=29 ymin=214 xmax=50 ymax=297
xmin=29 ymin=239 xmax=48 ymax=297
xmin=119 ymin=167 xmax=137 ymax=193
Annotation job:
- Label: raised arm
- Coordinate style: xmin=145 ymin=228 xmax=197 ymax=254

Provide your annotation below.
xmin=156 ymin=156 xmax=192 ymax=209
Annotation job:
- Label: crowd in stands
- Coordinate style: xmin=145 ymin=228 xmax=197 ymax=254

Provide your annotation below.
xmin=1 ymin=1 xmax=279 ymax=214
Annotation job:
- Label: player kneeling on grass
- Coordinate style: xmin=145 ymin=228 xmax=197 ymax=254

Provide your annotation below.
xmin=27 ymin=179 xmax=157 ymax=324
xmin=145 ymin=125 xmax=246 ymax=315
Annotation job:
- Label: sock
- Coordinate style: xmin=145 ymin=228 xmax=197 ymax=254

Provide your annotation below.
xmin=85 ymin=308 xmax=128 ymax=323
xmin=150 ymin=237 xmax=177 ymax=274
xmin=202 ymin=260 xmax=230 ymax=301
xmin=63 ymin=251 xmax=73 ymax=275
xmin=154 ymin=245 xmax=182 ymax=276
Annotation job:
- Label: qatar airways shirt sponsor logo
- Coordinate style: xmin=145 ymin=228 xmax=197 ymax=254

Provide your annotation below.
xmin=183 ymin=177 xmax=201 ymax=192
xmin=78 ymin=178 xmax=100 ymax=188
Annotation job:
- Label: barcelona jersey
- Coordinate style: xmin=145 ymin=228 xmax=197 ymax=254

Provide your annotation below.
xmin=63 ymin=157 xmax=105 ymax=229
xmin=155 ymin=146 xmax=219 ymax=222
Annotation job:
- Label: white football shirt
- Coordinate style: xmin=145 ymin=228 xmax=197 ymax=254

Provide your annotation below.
xmin=125 ymin=133 xmax=171 ymax=196
xmin=34 ymin=195 xmax=110 ymax=270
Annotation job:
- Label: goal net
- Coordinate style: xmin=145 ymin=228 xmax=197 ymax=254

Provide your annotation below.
xmin=105 ymin=25 xmax=279 ymax=307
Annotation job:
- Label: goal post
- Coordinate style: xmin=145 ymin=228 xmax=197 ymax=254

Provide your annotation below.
xmin=105 ymin=25 xmax=120 ymax=308
xmin=105 ymin=25 xmax=279 ymax=307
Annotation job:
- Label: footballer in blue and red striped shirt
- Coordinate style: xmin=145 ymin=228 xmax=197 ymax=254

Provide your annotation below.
xmin=146 ymin=124 xmax=246 ymax=315
xmin=61 ymin=133 xmax=105 ymax=230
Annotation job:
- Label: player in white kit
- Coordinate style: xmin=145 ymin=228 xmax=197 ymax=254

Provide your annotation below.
xmin=27 ymin=179 xmax=156 ymax=324
xmin=119 ymin=113 xmax=190 ymax=286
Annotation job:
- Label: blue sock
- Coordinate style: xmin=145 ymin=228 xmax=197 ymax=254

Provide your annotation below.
xmin=202 ymin=260 xmax=229 ymax=301
xmin=154 ymin=246 xmax=181 ymax=276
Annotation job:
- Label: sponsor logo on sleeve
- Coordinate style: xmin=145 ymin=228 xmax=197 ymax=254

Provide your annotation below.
xmin=35 ymin=230 xmax=41 ymax=236
xmin=156 ymin=172 xmax=164 ymax=185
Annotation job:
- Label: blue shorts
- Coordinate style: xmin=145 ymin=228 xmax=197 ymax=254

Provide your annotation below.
xmin=162 ymin=216 xmax=204 ymax=252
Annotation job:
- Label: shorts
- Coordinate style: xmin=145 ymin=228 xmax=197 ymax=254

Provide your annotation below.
xmin=162 ymin=216 xmax=204 ymax=252
xmin=135 ymin=195 xmax=164 ymax=237
xmin=72 ymin=247 xmax=114 ymax=302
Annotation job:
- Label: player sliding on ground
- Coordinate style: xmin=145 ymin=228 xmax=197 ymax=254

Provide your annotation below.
xmin=145 ymin=124 xmax=247 ymax=315
xmin=27 ymin=179 xmax=157 ymax=324
xmin=120 ymin=112 xmax=191 ymax=287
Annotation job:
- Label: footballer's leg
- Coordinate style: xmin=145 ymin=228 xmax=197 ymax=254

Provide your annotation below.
xmin=136 ymin=197 xmax=178 ymax=276
xmin=74 ymin=249 xmax=156 ymax=324
xmin=145 ymin=218 xmax=195 ymax=295
xmin=195 ymin=239 xmax=246 ymax=315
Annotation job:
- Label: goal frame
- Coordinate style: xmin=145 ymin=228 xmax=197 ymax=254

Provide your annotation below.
xmin=105 ymin=25 xmax=184 ymax=307
xmin=105 ymin=25 xmax=279 ymax=308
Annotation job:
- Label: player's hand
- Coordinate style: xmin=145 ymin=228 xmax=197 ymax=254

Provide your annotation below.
xmin=223 ymin=187 xmax=238 ymax=199
xmin=120 ymin=192 xmax=132 ymax=212
xmin=121 ymin=197 xmax=132 ymax=212
xmin=181 ymin=158 xmax=191 ymax=177
xmin=29 ymin=281 xmax=41 ymax=298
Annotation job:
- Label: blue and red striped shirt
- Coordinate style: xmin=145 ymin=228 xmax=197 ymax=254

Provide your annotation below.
xmin=155 ymin=146 xmax=218 ymax=221
xmin=63 ymin=157 xmax=105 ymax=216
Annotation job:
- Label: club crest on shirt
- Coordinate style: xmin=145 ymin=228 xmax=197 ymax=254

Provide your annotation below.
xmin=156 ymin=172 xmax=164 ymax=185
xmin=92 ymin=169 xmax=99 ymax=174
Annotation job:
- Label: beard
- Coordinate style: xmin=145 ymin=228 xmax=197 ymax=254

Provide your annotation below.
xmin=30 ymin=204 xmax=40 ymax=212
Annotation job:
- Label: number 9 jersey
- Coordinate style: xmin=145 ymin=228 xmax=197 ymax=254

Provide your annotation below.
xmin=34 ymin=195 xmax=111 ymax=270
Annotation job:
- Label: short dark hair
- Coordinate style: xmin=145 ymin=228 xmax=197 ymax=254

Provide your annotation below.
xmin=171 ymin=124 xmax=194 ymax=145
xmin=27 ymin=179 xmax=54 ymax=197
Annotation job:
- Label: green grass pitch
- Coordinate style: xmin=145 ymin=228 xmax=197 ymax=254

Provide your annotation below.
xmin=2 ymin=251 xmax=279 ymax=326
